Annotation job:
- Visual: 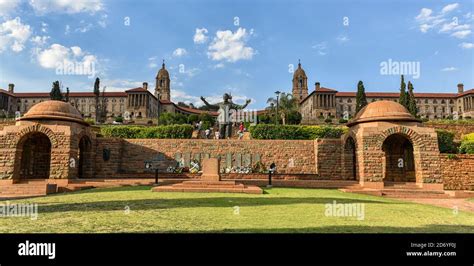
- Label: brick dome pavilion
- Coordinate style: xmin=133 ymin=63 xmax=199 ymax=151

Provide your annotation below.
xmin=342 ymin=100 xmax=442 ymax=190
xmin=347 ymin=101 xmax=420 ymax=126
xmin=19 ymin=100 xmax=88 ymax=126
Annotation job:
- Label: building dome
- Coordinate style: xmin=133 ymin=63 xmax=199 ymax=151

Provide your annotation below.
xmin=19 ymin=100 xmax=88 ymax=125
xmin=293 ymin=62 xmax=306 ymax=78
xmin=347 ymin=100 xmax=420 ymax=127
xmin=156 ymin=62 xmax=169 ymax=78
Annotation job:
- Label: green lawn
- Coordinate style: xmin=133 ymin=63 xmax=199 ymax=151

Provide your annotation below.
xmin=0 ymin=186 xmax=473 ymax=233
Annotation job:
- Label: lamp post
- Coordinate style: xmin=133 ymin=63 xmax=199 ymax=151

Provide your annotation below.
xmin=268 ymin=162 xmax=276 ymax=188
xmin=274 ymin=91 xmax=281 ymax=125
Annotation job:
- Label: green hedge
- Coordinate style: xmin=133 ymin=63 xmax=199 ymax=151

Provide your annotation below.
xmin=436 ymin=129 xmax=457 ymax=153
xmin=249 ymin=124 xmax=347 ymax=140
xmin=426 ymin=119 xmax=474 ymax=125
xmin=100 ymin=125 xmax=193 ymax=139
xmin=459 ymin=133 xmax=474 ymax=154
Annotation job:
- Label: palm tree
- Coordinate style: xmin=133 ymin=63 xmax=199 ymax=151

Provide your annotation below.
xmin=266 ymin=92 xmax=299 ymax=125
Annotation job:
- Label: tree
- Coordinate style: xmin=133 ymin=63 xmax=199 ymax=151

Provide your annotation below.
xmin=355 ymin=81 xmax=368 ymax=113
xmin=50 ymin=81 xmax=63 ymax=101
xmin=266 ymin=92 xmax=299 ymax=125
xmin=94 ymin=78 xmax=100 ymax=123
xmin=65 ymin=87 xmax=70 ymax=102
xmin=399 ymin=75 xmax=409 ymax=109
xmin=407 ymin=81 xmax=418 ymax=117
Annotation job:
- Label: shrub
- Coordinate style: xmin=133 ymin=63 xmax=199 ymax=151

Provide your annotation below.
xmin=187 ymin=114 xmax=199 ymax=124
xmin=324 ymin=118 xmax=332 ymax=124
xmin=249 ymin=124 xmax=347 ymax=140
xmin=286 ymin=110 xmax=302 ymax=125
xmin=100 ymin=125 xmax=193 ymax=139
xmin=158 ymin=112 xmax=188 ymax=125
xmin=339 ymin=118 xmax=348 ymax=124
xmin=114 ymin=116 xmax=123 ymax=123
xmin=459 ymin=133 xmax=474 ymax=154
xmin=436 ymin=129 xmax=457 ymax=153
xmin=459 ymin=140 xmax=474 ymax=154
xmin=84 ymin=118 xmax=95 ymax=125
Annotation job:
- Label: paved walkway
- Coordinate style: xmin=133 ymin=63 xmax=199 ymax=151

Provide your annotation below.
xmin=396 ymin=198 xmax=474 ymax=212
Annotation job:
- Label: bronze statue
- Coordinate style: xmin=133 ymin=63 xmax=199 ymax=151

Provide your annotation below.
xmin=200 ymin=93 xmax=251 ymax=138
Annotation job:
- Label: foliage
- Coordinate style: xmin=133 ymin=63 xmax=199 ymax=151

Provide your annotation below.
xmin=355 ymin=81 xmax=368 ymax=113
xmin=257 ymin=113 xmax=273 ymax=124
xmin=407 ymin=81 xmax=418 ymax=117
xmin=84 ymin=118 xmax=95 ymax=125
xmin=187 ymin=114 xmax=199 ymax=124
xmin=399 ymin=75 xmax=409 ymax=109
xmin=286 ymin=110 xmax=302 ymax=125
xmin=459 ymin=133 xmax=474 ymax=154
xmin=339 ymin=118 xmax=348 ymax=124
xmin=100 ymin=125 xmax=193 ymax=139
xmin=50 ymin=81 xmax=63 ymax=101
xmin=249 ymin=124 xmax=347 ymax=139
xmin=266 ymin=92 xmax=299 ymax=125
xmin=158 ymin=112 xmax=188 ymax=125
xmin=436 ymin=129 xmax=457 ymax=153
xmin=199 ymin=113 xmax=215 ymax=126
xmin=114 ymin=116 xmax=124 ymax=123
xmin=425 ymin=119 xmax=474 ymax=125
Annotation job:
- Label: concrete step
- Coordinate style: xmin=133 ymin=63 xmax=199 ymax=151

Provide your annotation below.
xmin=0 ymin=183 xmax=57 ymax=196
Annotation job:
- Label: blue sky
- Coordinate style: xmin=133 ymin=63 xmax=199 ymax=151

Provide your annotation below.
xmin=0 ymin=0 xmax=472 ymax=109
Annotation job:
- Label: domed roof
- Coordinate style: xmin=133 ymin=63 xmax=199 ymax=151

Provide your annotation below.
xmin=293 ymin=62 xmax=306 ymax=78
xmin=156 ymin=62 xmax=169 ymax=78
xmin=347 ymin=100 xmax=421 ymax=127
xmin=19 ymin=100 xmax=88 ymax=125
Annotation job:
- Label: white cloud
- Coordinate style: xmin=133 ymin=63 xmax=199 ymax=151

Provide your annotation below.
xmin=0 ymin=17 xmax=32 ymax=53
xmin=172 ymin=48 xmax=187 ymax=57
xmin=101 ymin=79 xmax=143 ymax=92
xmin=193 ymin=28 xmax=208 ymax=44
xmin=41 ymin=21 xmax=48 ymax=33
xmin=312 ymin=42 xmax=327 ymax=56
xmin=212 ymin=63 xmax=225 ymax=69
xmin=441 ymin=3 xmax=459 ymax=14
xmin=459 ymin=42 xmax=474 ymax=49
xmin=29 ymin=0 xmax=103 ymax=14
xmin=171 ymin=89 xmax=252 ymax=107
xmin=37 ymin=43 xmax=98 ymax=76
xmin=441 ymin=67 xmax=458 ymax=72
xmin=71 ymin=46 xmax=82 ymax=56
xmin=65 ymin=25 xmax=70 ymax=35
xmin=336 ymin=35 xmax=350 ymax=43
xmin=182 ymin=67 xmax=200 ymax=77
xmin=98 ymin=14 xmax=108 ymax=28
xmin=207 ymin=27 xmax=255 ymax=62
xmin=416 ymin=8 xmax=434 ymax=22
xmin=148 ymin=56 xmax=158 ymax=68
xmin=451 ymin=30 xmax=471 ymax=38
xmin=75 ymin=21 xmax=93 ymax=33
xmin=30 ymin=35 xmax=49 ymax=46
xmin=415 ymin=4 xmax=472 ymax=47
xmin=439 ymin=21 xmax=471 ymax=33
xmin=0 ymin=0 xmax=21 ymax=17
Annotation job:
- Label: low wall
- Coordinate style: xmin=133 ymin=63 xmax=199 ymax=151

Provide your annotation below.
xmin=440 ymin=154 xmax=474 ymax=190
xmin=93 ymin=138 xmax=319 ymax=179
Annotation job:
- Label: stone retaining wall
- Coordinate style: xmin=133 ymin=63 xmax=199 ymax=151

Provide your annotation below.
xmin=440 ymin=154 xmax=474 ymax=190
xmin=93 ymin=138 xmax=319 ymax=179
xmin=427 ymin=123 xmax=474 ymax=140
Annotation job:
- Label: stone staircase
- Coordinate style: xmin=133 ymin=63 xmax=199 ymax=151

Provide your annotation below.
xmin=152 ymin=180 xmax=263 ymax=194
xmin=0 ymin=180 xmax=57 ymax=198
xmin=341 ymin=182 xmax=453 ymax=199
